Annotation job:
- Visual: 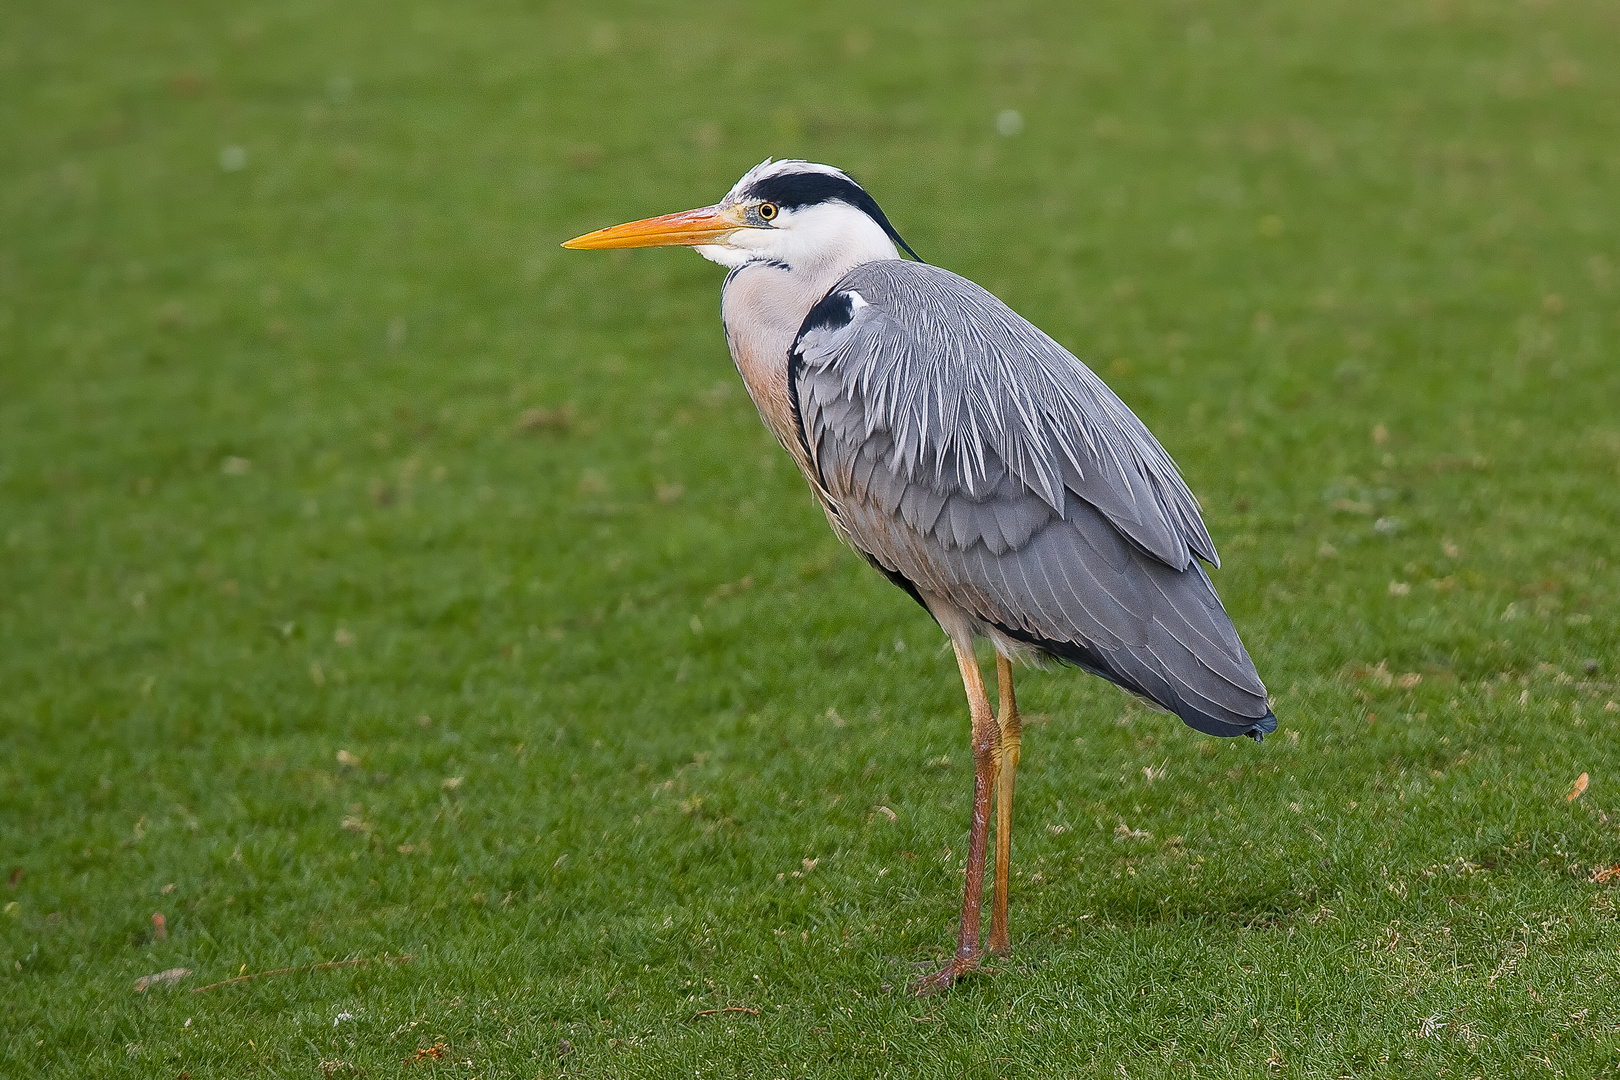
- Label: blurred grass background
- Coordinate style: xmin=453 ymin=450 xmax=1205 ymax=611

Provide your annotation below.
xmin=3 ymin=0 xmax=1619 ymax=1076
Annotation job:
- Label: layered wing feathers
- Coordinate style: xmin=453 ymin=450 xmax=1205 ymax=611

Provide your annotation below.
xmin=792 ymin=261 xmax=1273 ymax=739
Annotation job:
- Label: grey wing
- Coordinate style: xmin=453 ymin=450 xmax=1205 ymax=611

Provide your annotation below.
xmin=791 ymin=262 xmax=1274 ymax=739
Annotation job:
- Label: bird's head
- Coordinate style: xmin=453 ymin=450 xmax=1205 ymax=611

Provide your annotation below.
xmin=563 ymin=159 xmax=919 ymax=275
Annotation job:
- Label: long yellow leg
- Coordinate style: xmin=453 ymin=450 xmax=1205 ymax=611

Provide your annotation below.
xmin=915 ymin=640 xmax=1000 ymax=995
xmin=987 ymin=653 xmax=1022 ymax=956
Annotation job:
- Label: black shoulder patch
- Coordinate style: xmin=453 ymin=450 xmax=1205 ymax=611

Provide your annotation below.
xmin=798 ymin=290 xmax=856 ymax=337
xmin=785 ymin=287 xmax=861 ymax=503
xmin=744 ymin=171 xmax=922 ymax=262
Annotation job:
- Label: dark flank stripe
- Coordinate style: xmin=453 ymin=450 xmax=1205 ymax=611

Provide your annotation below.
xmin=863 ymin=556 xmax=932 ymax=616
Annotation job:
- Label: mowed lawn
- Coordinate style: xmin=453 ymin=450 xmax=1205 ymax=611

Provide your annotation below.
xmin=4 ymin=1 xmax=1620 ymax=1076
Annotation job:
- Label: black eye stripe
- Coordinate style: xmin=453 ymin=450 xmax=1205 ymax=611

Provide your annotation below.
xmin=742 ymin=172 xmax=921 ymax=261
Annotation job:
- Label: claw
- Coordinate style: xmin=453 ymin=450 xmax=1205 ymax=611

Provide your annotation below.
xmin=912 ymin=954 xmax=982 ymax=996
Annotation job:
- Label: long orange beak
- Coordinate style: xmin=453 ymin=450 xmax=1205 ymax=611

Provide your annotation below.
xmin=561 ymin=204 xmax=748 ymax=250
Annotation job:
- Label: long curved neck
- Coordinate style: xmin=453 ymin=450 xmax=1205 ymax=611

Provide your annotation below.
xmin=721 ymin=260 xmax=847 ymax=456
xmin=715 ymin=202 xmax=902 ymax=462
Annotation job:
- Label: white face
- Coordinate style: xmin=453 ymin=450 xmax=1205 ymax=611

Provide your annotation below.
xmin=694 ymin=198 xmax=901 ymax=274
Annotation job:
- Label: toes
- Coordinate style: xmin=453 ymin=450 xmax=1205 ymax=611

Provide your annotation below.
xmin=911 ymin=957 xmax=982 ymax=996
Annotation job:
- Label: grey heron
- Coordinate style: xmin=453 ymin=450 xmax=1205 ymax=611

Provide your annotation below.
xmin=564 ymin=159 xmax=1275 ymax=993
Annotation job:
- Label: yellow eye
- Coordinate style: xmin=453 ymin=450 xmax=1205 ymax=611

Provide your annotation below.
xmin=757 ymin=202 xmax=778 ymax=221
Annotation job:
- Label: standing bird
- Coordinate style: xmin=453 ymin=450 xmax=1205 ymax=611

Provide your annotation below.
xmin=564 ymin=159 xmax=1275 ymax=993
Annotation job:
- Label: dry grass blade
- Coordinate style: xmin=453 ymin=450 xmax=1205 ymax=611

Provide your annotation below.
xmin=1568 ymin=773 xmax=1590 ymax=802
xmin=133 ymin=967 xmax=191 ymax=992
xmin=191 ymin=955 xmax=411 ymax=993
xmin=690 ymin=1006 xmax=760 ymax=1021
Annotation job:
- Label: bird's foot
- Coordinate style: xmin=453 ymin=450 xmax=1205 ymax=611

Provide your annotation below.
xmin=912 ymin=952 xmax=983 ymax=996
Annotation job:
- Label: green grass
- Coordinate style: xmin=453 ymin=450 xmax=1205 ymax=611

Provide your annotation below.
xmin=4 ymin=0 xmax=1620 ymax=1075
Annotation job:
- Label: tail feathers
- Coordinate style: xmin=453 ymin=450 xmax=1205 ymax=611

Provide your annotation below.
xmin=995 ymin=623 xmax=1276 ymax=742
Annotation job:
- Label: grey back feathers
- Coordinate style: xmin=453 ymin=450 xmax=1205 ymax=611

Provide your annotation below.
xmin=791 ymin=261 xmax=1274 ymax=739
xmin=796 ymin=263 xmax=1216 ymax=571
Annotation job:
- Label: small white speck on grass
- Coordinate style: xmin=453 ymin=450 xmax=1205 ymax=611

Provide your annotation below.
xmin=995 ymin=109 xmax=1024 ymax=137
xmin=1372 ymin=423 xmax=1390 ymax=447
xmin=336 ymin=750 xmax=360 ymax=769
xmin=441 ymin=776 xmax=463 ymax=791
xmin=219 ymin=145 xmax=247 ymax=172
xmin=1374 ymin=516 xmax=1402 ymax=536
xmin=334 ymin=628 xmax=355 ymax=647
xmin=689 ymin=615 xmax=703 ymax=635
xmin=1114 ymin=823 xmax=1152 ymax=842
xmin=1388 ymin=581 xmax=1411 ymax=596
xmin=872 ymin=805 xmax=897 ymax=822
xmin=221 ymin=456 xmax=251 ymax=475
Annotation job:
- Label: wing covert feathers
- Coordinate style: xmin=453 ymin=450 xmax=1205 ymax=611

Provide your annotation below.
xmin=791 ymin=261 xmax=1274 ymax=740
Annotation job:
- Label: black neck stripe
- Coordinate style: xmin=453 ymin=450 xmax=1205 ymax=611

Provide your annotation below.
xmin=743 ymin=172 xmax=922 ymax=262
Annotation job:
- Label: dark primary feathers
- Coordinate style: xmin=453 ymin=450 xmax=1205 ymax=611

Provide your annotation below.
xmin=790 ymin=260 xmax=1275 ymax=740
